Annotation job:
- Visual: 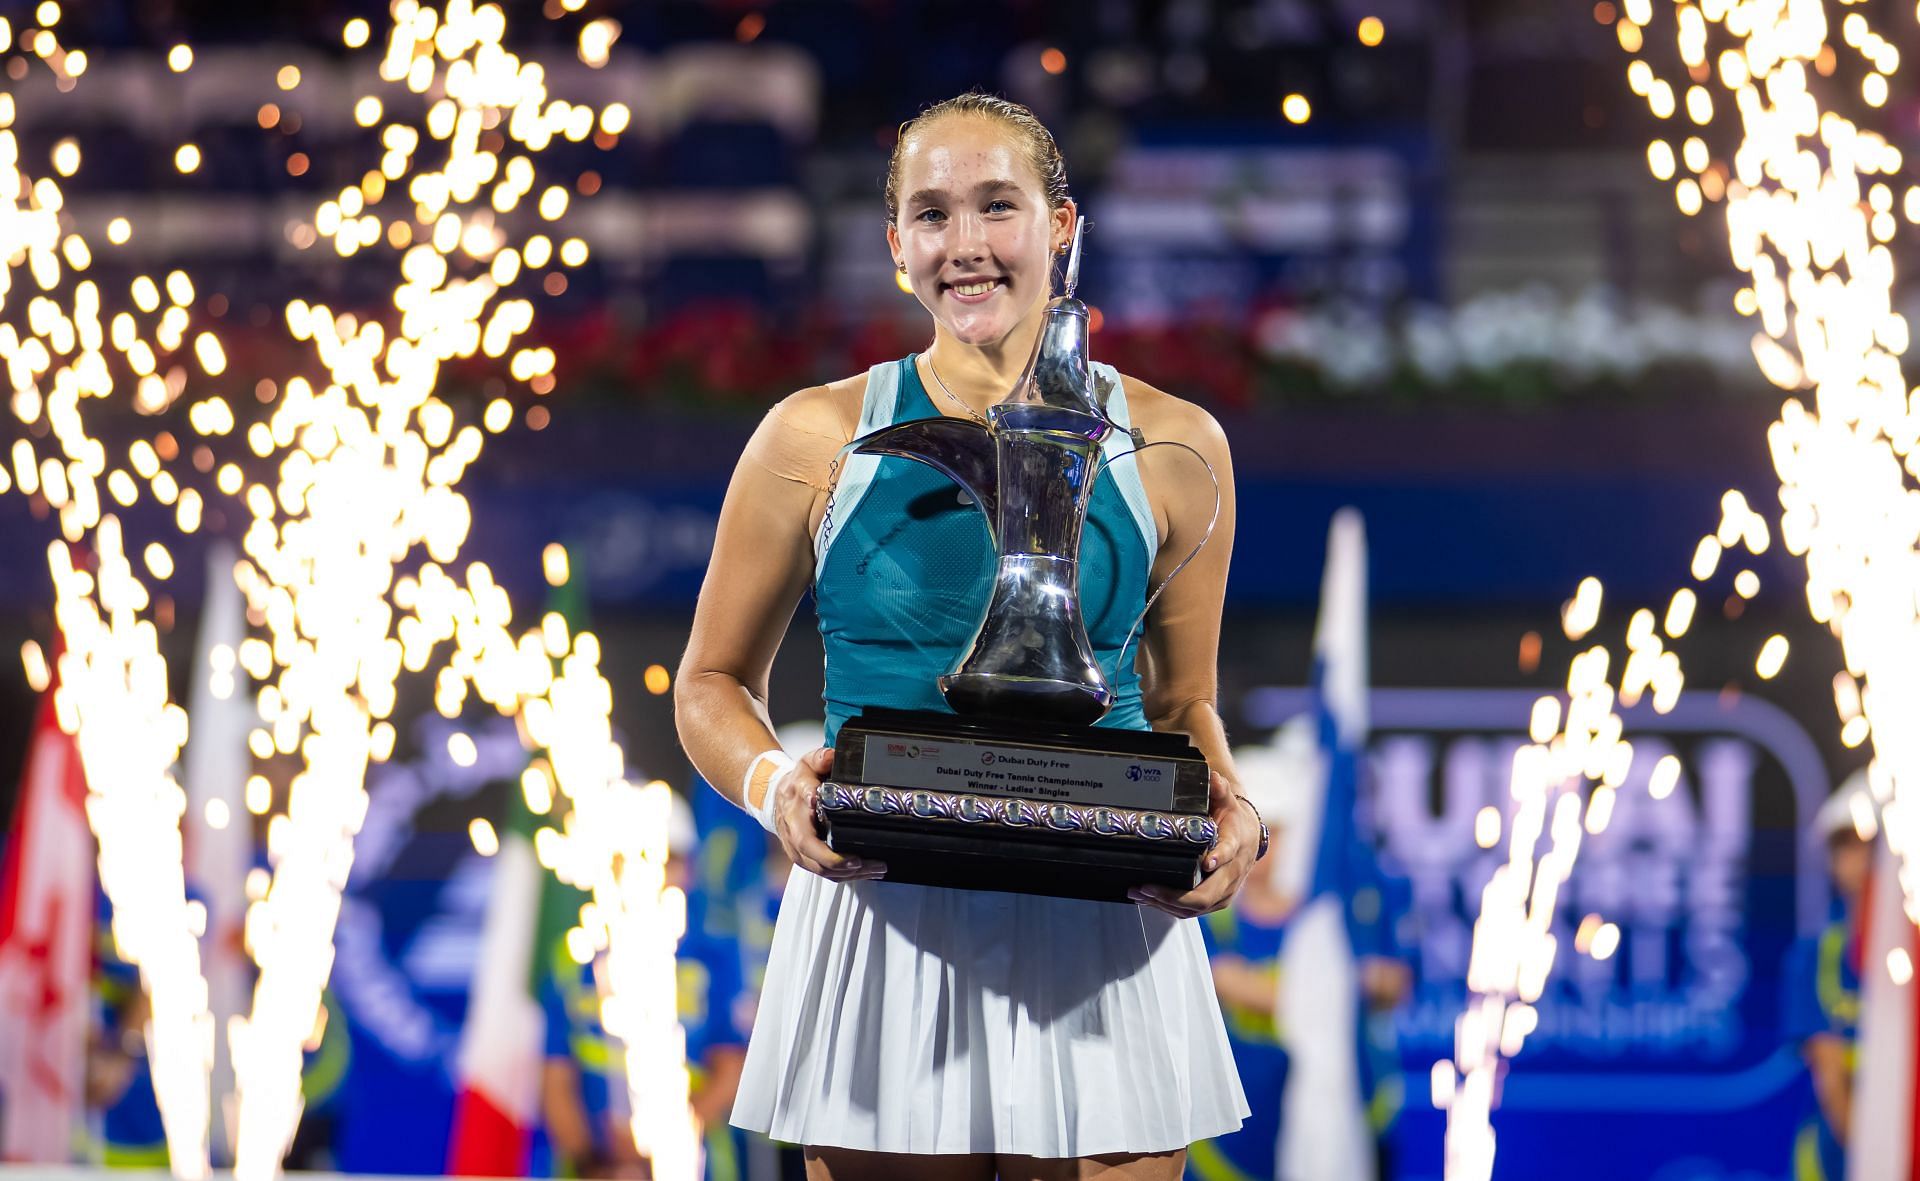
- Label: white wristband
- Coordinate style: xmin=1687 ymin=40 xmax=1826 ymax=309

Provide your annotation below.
xmin=740 ymin=749 xmax=795 ymax=834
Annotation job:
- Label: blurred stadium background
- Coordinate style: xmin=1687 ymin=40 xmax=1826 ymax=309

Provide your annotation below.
xmin=0 ymin=2 xmax=1906 ymax=1180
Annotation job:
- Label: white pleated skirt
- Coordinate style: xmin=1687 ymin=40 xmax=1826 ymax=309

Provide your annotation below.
xmin=731 ymin=872 xmax=1250 ymax=1158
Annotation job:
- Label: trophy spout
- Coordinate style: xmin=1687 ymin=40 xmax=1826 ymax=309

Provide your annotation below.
xmin=1007 ymin=297 xmax=1108 ymax=418
xmin=1006 ymin=219 xmax=1106 ymax=419
xmin=851 ymin=417 xmax=998 ymax=535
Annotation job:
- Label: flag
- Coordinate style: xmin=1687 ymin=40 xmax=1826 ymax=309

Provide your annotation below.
xmin=447 ymin=772 xmax=588 ymax=1177
xmin=0 ymin=653 xmax=96 ymax=1162
xmin=1275 ymin=508 xmax=1376 ymax=1181
xmin=447 ymin=558 xmax=591 ymax=1177
xmin=1847 ymin=838 xmax=1920 ymax=1181
xmin=183 ymin=542 xmax=254 ymax=1164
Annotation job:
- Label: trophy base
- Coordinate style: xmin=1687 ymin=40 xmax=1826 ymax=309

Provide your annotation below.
xmin=817 ymin=782 xmax=1214 ymax=903
xmin=818 ymin=709 xmax=1216 ymax=904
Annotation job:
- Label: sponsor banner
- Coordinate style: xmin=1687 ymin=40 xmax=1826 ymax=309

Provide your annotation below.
xmin=1249 ymin=686 xmax=1826 ymax=1181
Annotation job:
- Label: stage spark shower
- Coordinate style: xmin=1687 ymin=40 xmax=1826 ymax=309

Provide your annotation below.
xmin=1 ymin=1 xmax=692 ymax=1175
xmin=1436 ymin=491 xmax=1769 ymax=1181
xmin=0 ymin=10 xmax=218 ymax=1175
xmin=1445 ymin=2 xmax=1920 ymax=1176
xmin=1612 ymin=0 xmax=1916 ymax=900
xmin=1435 ymin=603 xmax=1609 ymax=1178
xmin=46 ymin=526 xmax=215 ymax=1179
xmin=220 ymin=4 xmax=680 ymax=1175
xmin=412 ymin=550 xmax=700 ymax=1177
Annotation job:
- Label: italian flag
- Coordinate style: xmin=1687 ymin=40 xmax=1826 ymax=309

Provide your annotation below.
xmin=1848 ymin=839 xmax=1920 ymax=1181
xmin=447 ymin=558 xmax=593 ymax=1175
xmin=445 ymin=793 xmax=577 ymax=1176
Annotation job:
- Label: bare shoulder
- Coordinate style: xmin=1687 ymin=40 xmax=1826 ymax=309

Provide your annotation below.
xmin=770 ymin=370 xmax=867 ymax=443
xmin=1116 ymin=373 xmax=1231 ymax=460
xmin=743 ymin=371 xmax=870 ymax=500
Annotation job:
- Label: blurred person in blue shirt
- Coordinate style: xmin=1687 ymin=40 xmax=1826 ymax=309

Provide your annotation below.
xmin=539 ymin=938 xmax=642 ymax=1178
xmin=1349 ymin=860 xmax=1413 ymax=1176
xmin=717 ymin=831 xmax=799 ymax=1181
xmin=1187 ymin=735 xmax=1305 ymax=1181
xmin=1190 ymin=865 xmax=1291 ymax=1181
xmin=1781 ymin=772 xmax=1874 ymax=1181
xmin=1349 ymin=754 xmax=1415 ymax=1177
xmin=688 ymin=724 xmax=813 ymax=1181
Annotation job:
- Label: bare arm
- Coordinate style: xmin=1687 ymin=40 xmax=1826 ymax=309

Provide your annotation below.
xmin=1123 ymin=383 xmax=1259 ymax=916
xmin=673 ymin=394 xmax=819 ymax=805
xmin=541 ymin=1059 xmax=597 ymax=1170
xmin=1211 ymin=955 xmax=1280 ymax=1017
xmin=673 ymin=384 xmax=882 ymax=881
xmin=1804 ymin=1033 xmax=1852 ymax=1141
xmin=690 ymin=1045 xmax=746 ymax=1126
xmin=1135 ymin=394 xmax=1238 ymax=769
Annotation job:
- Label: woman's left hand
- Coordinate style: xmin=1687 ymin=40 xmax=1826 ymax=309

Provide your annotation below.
xmin=1128 ymin=770 xmax=1260 ymax=918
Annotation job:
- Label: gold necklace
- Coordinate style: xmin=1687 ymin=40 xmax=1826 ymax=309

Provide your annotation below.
xmin=923 ymin=353 xmax=990 ymax=426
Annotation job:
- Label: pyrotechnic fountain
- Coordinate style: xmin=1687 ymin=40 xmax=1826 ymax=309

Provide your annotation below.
xmin=1445 ymin=3 xmax=1916 ymax=1176
xmin=1 ymin=3 xmax=694 ymax=1176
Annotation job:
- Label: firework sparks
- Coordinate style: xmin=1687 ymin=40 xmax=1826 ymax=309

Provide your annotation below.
xmin=1441 ymin=499 xmax=1771 ymax=1180
xmin=1619 ymin=5 xmax=1920 ymax=928
xmin=47 ymin=524 xmax=214 ymax=1180
xmin=0 ymin=10 xmax=218 ymax=1176
xmin=1449 ymin=3 xmax=1920 ymax=1176
xmin=527 ymin=635 xmax=699 ymax=1179
xmin=218 ymin=3 xmax=638 ymax=1173
xmin=416 ymin=553 xmax=702 ymax=1177
xmin=1439 ymin=579 xmax=1640 ymax=1181
xmin=4 ymin=0 xmax=691 ymax=1174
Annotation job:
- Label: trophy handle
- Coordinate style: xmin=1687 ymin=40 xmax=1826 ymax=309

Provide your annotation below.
xmin=1104 ymin=436 xmax=1222 ymax=657
xmin=850 ymin=418 xmax=998 ymax=538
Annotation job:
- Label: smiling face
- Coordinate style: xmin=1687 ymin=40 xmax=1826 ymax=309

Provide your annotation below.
xmin=887 ymin=116 xmax=1075 ymax=348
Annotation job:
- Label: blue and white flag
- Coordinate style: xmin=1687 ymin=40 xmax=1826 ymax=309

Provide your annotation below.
xmin=1276 ymin=508 xmax=1375 ymax=1181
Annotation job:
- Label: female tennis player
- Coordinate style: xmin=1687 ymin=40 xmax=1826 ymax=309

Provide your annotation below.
xmin=676 ymin=92 xmax=1258 ymax=1181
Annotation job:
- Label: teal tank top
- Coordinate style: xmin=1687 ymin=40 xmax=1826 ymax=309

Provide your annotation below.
xmin=812 ymin=355 xmax=1159 ymax=746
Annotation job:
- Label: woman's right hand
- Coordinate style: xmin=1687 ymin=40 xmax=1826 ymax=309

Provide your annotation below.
xmin=776 ymin=746 xmax=889 ymax=882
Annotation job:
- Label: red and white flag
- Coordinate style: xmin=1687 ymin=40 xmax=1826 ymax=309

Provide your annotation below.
xmin=445 ymin=822 xmax=549 ymax=1177
xmin=1848 ymin=840 xmax=1920 ymax=1181
xmin=0 ymin=670 xmax=96 ymax=1162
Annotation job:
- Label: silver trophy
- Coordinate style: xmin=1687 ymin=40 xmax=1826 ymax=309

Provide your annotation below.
xmin=858 ymin=221 xmax=1116 ymax=724
xmin=817 ymin=222 xmax=1220 ymax=902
